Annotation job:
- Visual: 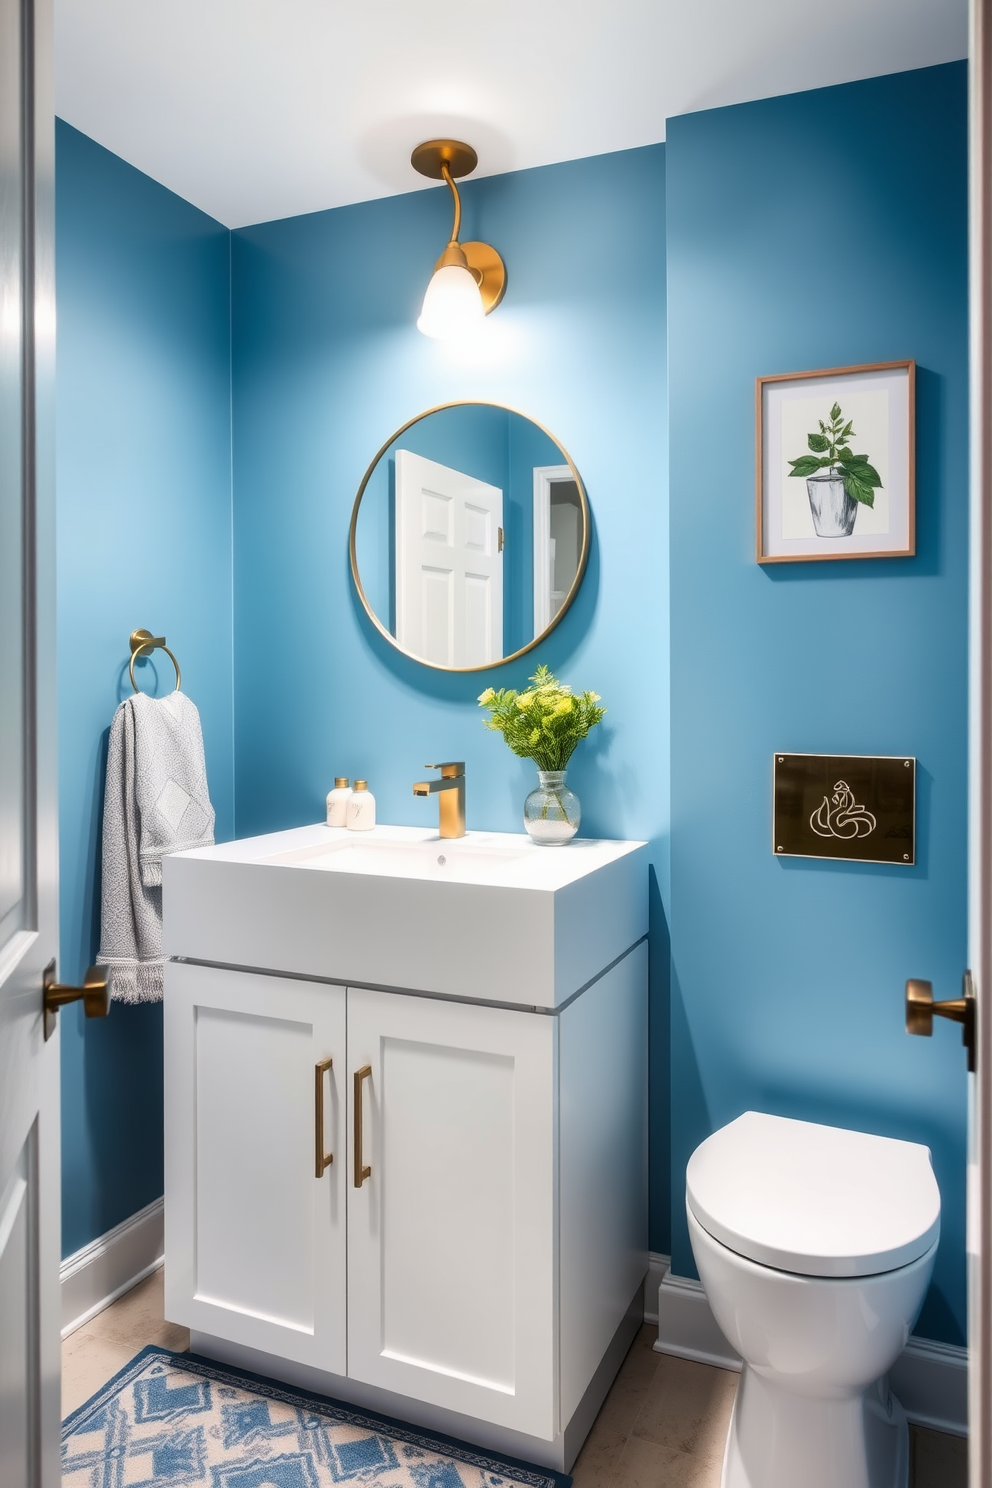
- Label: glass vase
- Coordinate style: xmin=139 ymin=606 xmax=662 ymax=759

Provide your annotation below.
xmin=524 ymin=769 xmax=580 ymax=846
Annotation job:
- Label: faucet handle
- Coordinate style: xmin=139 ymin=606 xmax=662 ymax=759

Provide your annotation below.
xmin=424 ymin=762 xmax=465 ymax=777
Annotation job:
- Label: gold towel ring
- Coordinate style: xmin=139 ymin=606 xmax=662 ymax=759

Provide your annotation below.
xmin=129 ymin=629 xmax=181 ymax=694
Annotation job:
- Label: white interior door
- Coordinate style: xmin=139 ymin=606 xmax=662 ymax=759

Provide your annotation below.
xmin=395 ymin=449 xmax=503 ymax=668
xmin=164 ymin=964 xmax=348 ymax=1374
xmin=971 ymin=2 xmax=992 ymax=1481
xmin=0 ymin=0 xmax=59 ymax=1481
xmin=346 ymin=987 xmax=556 ymax=1440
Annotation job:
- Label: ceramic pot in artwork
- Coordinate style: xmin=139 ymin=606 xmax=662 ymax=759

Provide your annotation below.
xmin=524 ymin=769 xmax=580 ymax=845
xmin=806 ymin=471 xmax=858 ymax=538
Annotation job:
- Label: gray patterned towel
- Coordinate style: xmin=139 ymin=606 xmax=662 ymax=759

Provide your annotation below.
xmin=97 ymin=691 xmax=214 ymax=1003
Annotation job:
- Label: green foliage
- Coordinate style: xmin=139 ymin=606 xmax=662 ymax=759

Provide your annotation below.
xmin=477 ymin=664 xmax=606 ymax=772
xmin=787 ymin=401 xmax=883 ymax=507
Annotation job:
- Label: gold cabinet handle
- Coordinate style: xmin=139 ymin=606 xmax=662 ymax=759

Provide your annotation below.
xmin=906 ymin=973 xmax=976 ymax=1072
xmin=354 ymin=1064 xmax=372 ymax=1187
xmin=314 ymin=1058 xmax=334 ymax=1177
xmin=43 ymin=960 xmax=110 ymax=1041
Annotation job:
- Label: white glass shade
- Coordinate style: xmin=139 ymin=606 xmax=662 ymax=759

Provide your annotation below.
xmin=417 ymin=263 xmax=485 ymax=339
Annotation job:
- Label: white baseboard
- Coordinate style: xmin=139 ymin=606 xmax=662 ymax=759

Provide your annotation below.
xmin=654 ymin=1258 xmax=743 ymax=1371
xmin=641 ymin=1251 xmax=669 ymax=1325
xmin=60 ymin=1198 xmax=164 ymax=1339
xmin=890 ymin=1335 xmax=969 ymax=1437
xmin=652 ymin=1260 xmax=968 ymax=1438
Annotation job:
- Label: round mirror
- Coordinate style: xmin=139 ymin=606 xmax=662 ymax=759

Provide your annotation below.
xmin=349 ymin=402 xmax=589 ymax=672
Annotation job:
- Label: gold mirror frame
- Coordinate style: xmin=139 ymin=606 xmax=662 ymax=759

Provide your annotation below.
xmin=348 ymin=400 xmax=591 ymax=674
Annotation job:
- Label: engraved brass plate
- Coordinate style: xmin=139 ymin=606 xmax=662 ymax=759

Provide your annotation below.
xmin=773 ymin=754 xmax=915 ymax=865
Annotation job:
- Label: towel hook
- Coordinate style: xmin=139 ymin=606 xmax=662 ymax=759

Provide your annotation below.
xmin=129 ymin=629 xmax=181 ymax=695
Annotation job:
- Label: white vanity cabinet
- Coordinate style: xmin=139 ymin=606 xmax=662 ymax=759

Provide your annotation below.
xmin=163 ymin=823 xmax=648 ymax=1471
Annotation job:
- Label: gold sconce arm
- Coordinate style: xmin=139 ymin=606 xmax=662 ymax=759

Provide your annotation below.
xmin=441 ymin=163 xmax=462 ymax=247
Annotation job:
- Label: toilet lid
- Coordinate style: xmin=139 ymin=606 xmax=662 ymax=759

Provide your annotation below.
xmin=686 ymin=1112 xmax=941 ymax=1278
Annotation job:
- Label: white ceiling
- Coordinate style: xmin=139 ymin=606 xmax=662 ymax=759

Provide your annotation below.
xmin=55 ymin=0 xmax=967 ymax=230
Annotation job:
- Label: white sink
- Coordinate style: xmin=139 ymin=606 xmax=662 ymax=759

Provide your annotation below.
xmin=260 ymin=832 xmax=533 ymax=885
xmin=163 ymin=823 xmax=647 ymax=1009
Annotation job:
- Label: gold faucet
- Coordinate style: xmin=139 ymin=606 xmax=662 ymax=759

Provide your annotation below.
xmin=412 ymin=762 xmax=466 ymax=839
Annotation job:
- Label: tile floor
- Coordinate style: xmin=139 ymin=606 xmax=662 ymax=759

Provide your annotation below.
xmin=61 ymin=1269 xmax=189 ymax=1419
xmin=569 ymin=1324 xmax=968 ymax=1488
xmin=63 ymin=1273 xmax=968 ymax=1488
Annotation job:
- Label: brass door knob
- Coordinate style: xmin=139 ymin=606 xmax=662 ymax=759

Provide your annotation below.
xmin=906 ymin=974 xmax=975 ymax=1072
xmin=43 ymin=961 xmax=110 ymax=1041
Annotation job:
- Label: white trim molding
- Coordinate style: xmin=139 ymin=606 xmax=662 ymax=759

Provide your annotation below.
xmin=654 ymin=1259 xmax=742 ymax=1372
xmin=60 ymin=1198 xmax=164 ymax=1338
xmin=532 ymin=463 xmax=572 ymax=635
xmin=652 ymin=1261 xmax=968 ymax=1438
xmin=890 ymin=1336 xmax=969 ymax=1438
xmin=641 ymin=1251 xmax=669 ymax=1326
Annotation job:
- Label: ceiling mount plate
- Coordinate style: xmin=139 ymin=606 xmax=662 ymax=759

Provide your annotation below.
xmin=411 ymin=139 xmax=479 ymax=180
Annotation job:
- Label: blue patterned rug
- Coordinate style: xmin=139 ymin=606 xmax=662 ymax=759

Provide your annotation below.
xmin=62 ymin=1346 xmax=572 ymax=1488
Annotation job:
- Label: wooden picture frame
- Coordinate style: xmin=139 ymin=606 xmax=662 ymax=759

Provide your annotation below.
xmin=756 ymin=360 xmax=915 ymax=564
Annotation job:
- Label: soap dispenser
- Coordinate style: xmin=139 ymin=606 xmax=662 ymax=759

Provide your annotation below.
xmin=346 ymin=780 xmax=375 ymax=831
xmin=326 ymin=778 xmax=352 ymax=827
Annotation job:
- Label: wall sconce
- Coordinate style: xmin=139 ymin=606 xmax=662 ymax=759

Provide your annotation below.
xmin=411 ymin=139 xmax=506 ymax=339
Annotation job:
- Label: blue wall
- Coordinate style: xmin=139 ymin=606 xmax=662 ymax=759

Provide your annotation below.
xmin=230 ymin=146 xmax=673 ymax=1250
xmin=668 ymin=62 xmax=969 ymax=1343
xmin=55 ymin=122 xmax=234 ymax=1255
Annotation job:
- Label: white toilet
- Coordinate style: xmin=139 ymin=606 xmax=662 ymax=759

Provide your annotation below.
xmin=686 ymin=1112 xmax=941 ymax=1488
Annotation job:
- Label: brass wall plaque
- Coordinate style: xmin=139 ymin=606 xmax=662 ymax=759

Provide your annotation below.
xmin=773 ymin=754 xmax=916 ymax=865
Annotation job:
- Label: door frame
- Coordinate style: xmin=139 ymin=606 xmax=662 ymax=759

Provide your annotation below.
xmin=532 ymin=463 xmax=572 ymax=635
xmin=0 ymin=0 xmax=59 ymax=1480
xmin=970 ymin=1 xmax=992 ymax=1483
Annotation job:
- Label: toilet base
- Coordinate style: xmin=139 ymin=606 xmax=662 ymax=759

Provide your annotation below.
xmin=721 ymin=1365 xmax=909 ymax=1488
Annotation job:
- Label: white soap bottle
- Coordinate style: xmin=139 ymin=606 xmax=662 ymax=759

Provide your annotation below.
xmin=346 ymin=780 xmax=375 ymax=831
xmin=326 ymin=777 xmax=352 ymax=827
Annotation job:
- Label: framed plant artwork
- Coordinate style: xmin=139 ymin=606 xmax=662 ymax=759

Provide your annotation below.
xmin=756 ymin=360 xmax=915 ymax=563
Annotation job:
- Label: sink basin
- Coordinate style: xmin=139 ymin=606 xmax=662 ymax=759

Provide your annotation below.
xmin=260 ymin=832 xmax=533 ymax=885
xmin=164 ymin=823 xmax=647 ymax=1009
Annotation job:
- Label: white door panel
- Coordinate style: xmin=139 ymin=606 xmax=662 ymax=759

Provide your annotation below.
xmin=379 ymin=1039 xmax=515 ymax=1390
xmin=164 ymin=964 xmax=347 ymax=1374
xmin=347 ymin=987 xmax=556 ymax=1439
xmin=463 ymin=572 xmax=493 ymax=667
xmin=193 ymin=1006 xmax=317 ymax=1329
xmin=421 ymin=566 xmax=454 ymax=663
xmin=395 ymin=450 xmax=503 ymax=667
xmin=0 ymin=1141 xmax=33 ymax=1485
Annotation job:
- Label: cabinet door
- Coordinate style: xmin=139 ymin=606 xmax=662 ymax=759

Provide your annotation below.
xmin=165 ymin=962 xmax=346 ymax=1373
xmin=347 ymin=988 xmax=556 ymax=1439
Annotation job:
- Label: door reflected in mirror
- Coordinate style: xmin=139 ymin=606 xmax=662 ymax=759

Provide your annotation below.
xmin=350 ymin=403 xmax=589 ymax=672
